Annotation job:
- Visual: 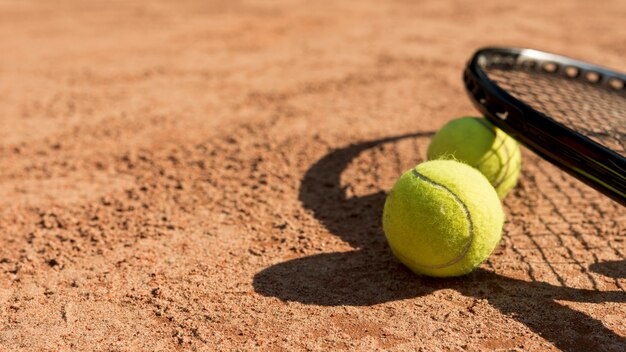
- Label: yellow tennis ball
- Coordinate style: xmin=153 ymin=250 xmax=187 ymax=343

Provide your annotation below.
xmin=427 ymin=117 xmax=521 ymax=199
xmin=382 ymin=160 xmax=504 ymax=277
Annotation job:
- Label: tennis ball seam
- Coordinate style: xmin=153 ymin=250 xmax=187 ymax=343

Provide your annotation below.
xmin=475 ymin=118 xmax=512 ymax=188
xmin=409 ymin=168 xmax=474 ymax=269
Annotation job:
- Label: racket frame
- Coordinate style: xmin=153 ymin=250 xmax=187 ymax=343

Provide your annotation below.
xmin=463 ymin=47 xmax=626 ymax=206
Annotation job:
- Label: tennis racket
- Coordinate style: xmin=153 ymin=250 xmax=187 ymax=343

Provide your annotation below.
xmin=463 ymin=47 xmax=626 ymax=206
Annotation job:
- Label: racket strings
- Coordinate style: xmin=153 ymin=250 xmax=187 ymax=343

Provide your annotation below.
xmin=485 ymin=67 xmax=626 ymax=156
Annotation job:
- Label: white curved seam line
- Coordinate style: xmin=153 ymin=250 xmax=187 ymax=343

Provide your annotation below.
xmin=410 ymin=169 xmax=474 ymax=269
xmin=476 ymin=119 xmax=511 ymax=188
xmin=492 ymin=138 xmax=511 ymax=188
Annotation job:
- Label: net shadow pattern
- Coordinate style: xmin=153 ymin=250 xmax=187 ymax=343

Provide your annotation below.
xmin=484 ymin=67 xmax=626 ymax=156
xmin=361 ymin=135 xmax=626 ymax=291
xmin=499 ymin=152 xmax=625 ymax=291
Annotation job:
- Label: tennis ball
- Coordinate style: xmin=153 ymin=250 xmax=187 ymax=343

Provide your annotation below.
xmin=427 ymin=117 xmax=521 ymax=199
xmin=382 ymin=160 xmax=504 ymax=277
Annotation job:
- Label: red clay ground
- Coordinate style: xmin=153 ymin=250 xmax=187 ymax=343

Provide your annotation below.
xmin=0 ymin=1 xmax=625 ymax=351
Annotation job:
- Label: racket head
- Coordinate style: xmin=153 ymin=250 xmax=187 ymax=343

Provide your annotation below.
xmin=463 ymin=47 xmax=626 ymax=206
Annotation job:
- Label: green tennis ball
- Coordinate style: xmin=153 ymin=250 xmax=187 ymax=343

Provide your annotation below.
xmin=427 ymin=117 xmax=521 ymax=199
xmin=382 ymin=160 xmax=504 ymax=277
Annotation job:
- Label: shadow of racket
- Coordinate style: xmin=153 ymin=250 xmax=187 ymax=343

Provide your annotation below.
xmin=254 ymin=132 xmax=626 ymax=351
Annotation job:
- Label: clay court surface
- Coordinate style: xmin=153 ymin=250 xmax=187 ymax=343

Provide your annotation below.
xmin=0 ymin=0 xmax=625 ymax=350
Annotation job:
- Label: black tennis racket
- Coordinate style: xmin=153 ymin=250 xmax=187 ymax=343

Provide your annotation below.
xmin=463 ymin=47 xmax=626 ymax=207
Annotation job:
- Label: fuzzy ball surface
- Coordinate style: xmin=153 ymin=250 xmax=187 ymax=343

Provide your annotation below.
xmin=382 ymin=160 xmax=504 ymax=277
xmin=427 ymin=117 xmax=521 ymax=199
